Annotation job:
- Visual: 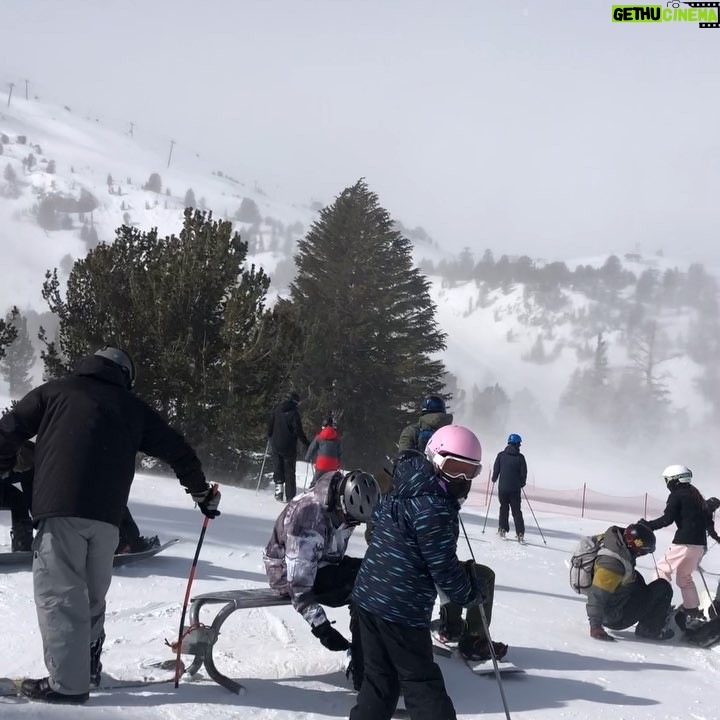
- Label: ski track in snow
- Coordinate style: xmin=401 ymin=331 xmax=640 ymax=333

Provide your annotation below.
xmin=1 ymin=472 xmax=719 ymax=719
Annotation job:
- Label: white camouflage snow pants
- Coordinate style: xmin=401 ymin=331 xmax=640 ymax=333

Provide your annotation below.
xmin=32 ymin=517 xmax=119 ymax=695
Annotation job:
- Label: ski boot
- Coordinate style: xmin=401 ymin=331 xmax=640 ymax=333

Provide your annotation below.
xmin=274 ymin=483 xmax=285 ymax=502
xmin=516 ymin=534 xmax=525 ymax=544
xmin=635 ymin=623 xmax=674 ymax=641
xmin=458 ymin=634 xmax=509 ymax=662
xmin=19 ymin=678 xmax=89 ymax=704
xmin=675 ymin=606 xmax=705 ymax=632
xmin=497 ymin=528 xmax=507 ymax=538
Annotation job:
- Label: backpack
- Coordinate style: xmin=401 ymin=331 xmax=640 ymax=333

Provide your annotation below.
xmin=569 ymin=532 xmax=633 ymax=596
xmin=416 ymin=425 xmax=435 ymax=453
xmin=569 ymin=534 xmax=605 ymax=596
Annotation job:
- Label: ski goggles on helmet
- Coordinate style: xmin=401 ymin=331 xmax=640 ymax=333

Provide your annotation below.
xmin=432 ymin=452 xmax=482 ymax=480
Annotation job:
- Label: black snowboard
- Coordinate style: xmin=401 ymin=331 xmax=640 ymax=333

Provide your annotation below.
xmin=684 ymin=616 xmax=720 ymax=648
xmin=0 ymin=538 xmax=180 ymax=568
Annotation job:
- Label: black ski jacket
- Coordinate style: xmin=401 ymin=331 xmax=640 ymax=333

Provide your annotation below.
xmin=267 ymin=400 xmax=310 ymax=457
xmin=491 ymin=444 xmax=527 ymax=494
xmin=0 ymin=355 xmax=207 ymax=528
xmin=646 ymin=484 xmax=710 ymax=546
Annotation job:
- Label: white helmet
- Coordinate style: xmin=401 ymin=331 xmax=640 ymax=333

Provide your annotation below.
xmin=661 ymin=464 xmax=692 ymax=484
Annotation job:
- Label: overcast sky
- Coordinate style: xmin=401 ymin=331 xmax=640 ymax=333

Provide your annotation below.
xmin=2 ymin=0 xmax=719 ymax=263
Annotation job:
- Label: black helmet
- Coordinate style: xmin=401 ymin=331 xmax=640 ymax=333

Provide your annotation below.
xmin=95 ymin=346 xmax=136 ymax=388
xmin=340 ymin=470 xmax=380 ymax=524
xmin=287 ymin=391 xmax=300 ymax=404
xmin=321 ymin=416 xmax=334 ymax=428
xmin=421 ymin=395 xmax=446 ymax=415
xmin=624 ymin=523 xmax=656 ymax=556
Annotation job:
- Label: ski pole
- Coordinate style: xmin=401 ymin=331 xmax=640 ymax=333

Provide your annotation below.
xmin=174 ymin=485 xmax=218 ymax=688
xmin=482 ymin=480 xmax=495 ymax=534
xmin=459 ymin=516 xmax=512 ymax=720
xmin=522 ymin=487 xmax=546 ymax=545
xmin=254 ymin=439 xmax=271 ymax=494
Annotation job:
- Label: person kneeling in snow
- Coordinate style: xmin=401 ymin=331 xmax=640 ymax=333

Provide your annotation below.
xmin=587 ymin=523 xmax=673 ymax=642
xmin=349 ymin=425 xmax=503 ymax=720
xmin=263 ymin=469 xmax=380 ymax=689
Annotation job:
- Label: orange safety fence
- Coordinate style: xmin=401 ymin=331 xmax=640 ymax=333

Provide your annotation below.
xmin=465 ymin=472 xmax=666 ymax=524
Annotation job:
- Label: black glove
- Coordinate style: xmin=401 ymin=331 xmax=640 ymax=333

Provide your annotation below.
xmin=311 ymin=620 xmax=350 ymax=652
xmin=637 ymin=518 xmax=652 ymax=529
xmin=191 ymin=485 xmax=221 ymax=518
xmin=463 ymin=560 xmax=487 ymax=607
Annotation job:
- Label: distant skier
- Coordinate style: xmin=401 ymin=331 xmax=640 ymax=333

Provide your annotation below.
xmin=0 ymin=345 xmax=220 ymax=705
xmin=267 ymin=391 xmax=311 ymax=502
xmin=397 ymin=395 xmax=453 ymax=454
xmin=263 ymin=469 xmax=379 ymax=690
xmin=643 ymin=465 xmax=715 ymax=628
xmin=350 ymin=425 xmax=506 ymax=720
xmin=305 ymin=417 xmax=342 ymax=488
xmin=585 ymin=523 xmax=673 ymax=642
xmin=0 ymin=440 xmax=35 ymax=551
xmin=492 ymin=433 xmax=527 ymax=542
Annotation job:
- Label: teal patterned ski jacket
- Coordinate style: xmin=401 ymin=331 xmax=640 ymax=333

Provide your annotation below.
xmin=352 ymin=451 xmax=478 ymax=627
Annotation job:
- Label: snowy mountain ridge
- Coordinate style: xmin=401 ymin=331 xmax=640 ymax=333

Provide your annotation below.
xmin=1 ymin=96 xmax=717 ymax=483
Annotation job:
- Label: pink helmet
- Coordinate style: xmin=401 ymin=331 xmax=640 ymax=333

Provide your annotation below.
xmin=426 ymin=425 xmax=482 ymax=463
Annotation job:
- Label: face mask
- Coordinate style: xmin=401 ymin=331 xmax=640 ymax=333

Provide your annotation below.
xmin=447 ymin=478 xmax=472 ymax=502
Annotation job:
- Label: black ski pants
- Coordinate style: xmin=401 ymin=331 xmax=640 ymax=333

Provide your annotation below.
xmin=313 ymin=557 xmax=364 ymax=687
xmin=498 ymin=489 xmax=525 ymax=535
xmin=272 ymin=453 xmax=297 ymax=500
xmin=440 ymin=563 xmax=495 ymax=637
xmin=605 ymin=578 xmax=672 ymax=634
xmin=349 ymin=607 xmax=456 ymax=720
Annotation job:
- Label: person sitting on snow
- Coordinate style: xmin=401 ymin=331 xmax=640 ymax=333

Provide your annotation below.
xmin=587 ymin=523 xmax=673 ymax=642
xmin=263 ymin=469 xmax=380 ymax=690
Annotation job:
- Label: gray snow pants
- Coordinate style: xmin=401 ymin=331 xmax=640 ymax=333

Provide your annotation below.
xmin=32 ymin=517 xmax=119 ymax=695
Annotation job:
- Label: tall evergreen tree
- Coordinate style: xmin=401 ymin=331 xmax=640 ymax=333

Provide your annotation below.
xmin=0 ymin=308 xmax=35 ymax=397
xmin=289 ymin=180 xmax=446 ymax=466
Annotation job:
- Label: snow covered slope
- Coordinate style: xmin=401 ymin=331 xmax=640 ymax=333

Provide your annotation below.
xmin=1 ymin=472 xmax=718 ymax=719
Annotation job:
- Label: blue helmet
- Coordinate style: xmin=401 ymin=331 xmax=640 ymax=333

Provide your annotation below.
xmin=421 ymin=395 xmax=446 ymax=415
xmin=507 ymin=433 xmax=522 ymax=446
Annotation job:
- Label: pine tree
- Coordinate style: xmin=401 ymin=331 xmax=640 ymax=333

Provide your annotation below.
xmin=0 ymin=308 xmax=35 ymax=397
xmin=40 ymin=209 xmax=291 ymax=470
xmin=235 ymin=197 xmax=261 ymax=223
xmin=289 ymin=179 xmax=446 ymax=466
xmin=143 ymin=172 xmax=162 ymax=193
xmin=184 ymin=188 xmax=196 ymax=208
xmin=0 ymin=314 xmax=18 ymax=363
xmin=4 ymin=163 xmax=17 ymax=184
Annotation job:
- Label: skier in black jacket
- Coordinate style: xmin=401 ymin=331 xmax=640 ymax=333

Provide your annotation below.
xmin=267 ymin=392 xmax=310 ymax=502
xmin=492 ymin=433 xmax=527 ymax=542
xmin=0 ymin=346 xmax=220 ymax=705
xmin=643 ymin=465 xmax=712 ymax=627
